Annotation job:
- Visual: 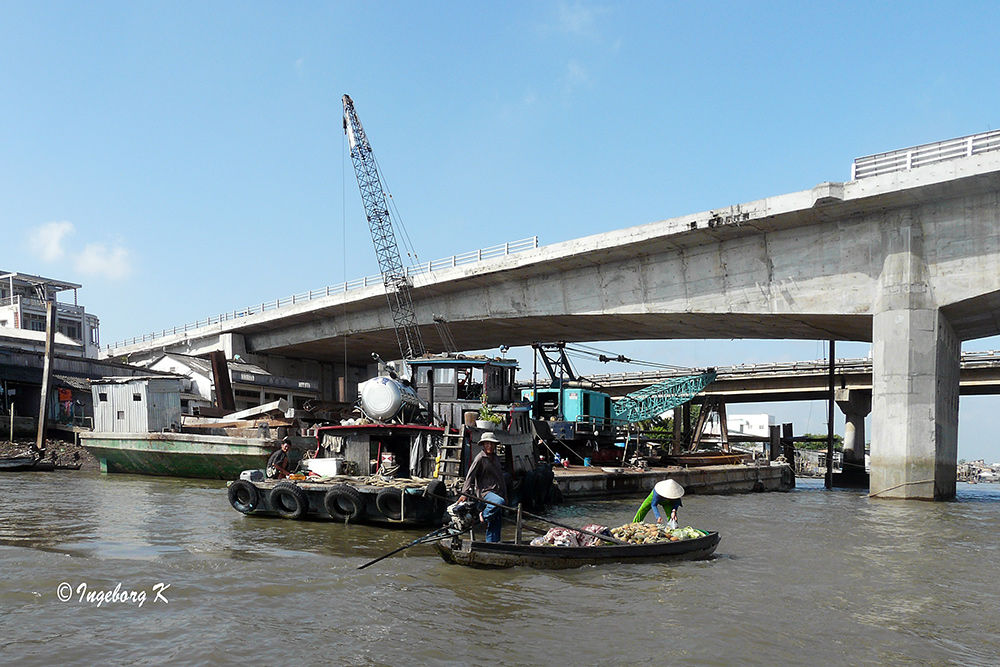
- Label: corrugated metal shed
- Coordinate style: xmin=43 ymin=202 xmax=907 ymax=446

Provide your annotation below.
xmin=91 ymin=376 xmax=182 ymax=433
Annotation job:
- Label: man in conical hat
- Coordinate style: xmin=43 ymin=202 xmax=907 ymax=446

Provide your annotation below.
xmin=632 ymin=478 xmax=684 ymax=526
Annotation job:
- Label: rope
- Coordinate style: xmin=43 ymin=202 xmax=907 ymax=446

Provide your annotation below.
xmin=869 ymin=479 xmax=935 ymax=498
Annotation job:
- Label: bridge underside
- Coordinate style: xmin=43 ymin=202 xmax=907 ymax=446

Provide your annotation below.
xmin=246 ymin=312 xmax=875 ymax=366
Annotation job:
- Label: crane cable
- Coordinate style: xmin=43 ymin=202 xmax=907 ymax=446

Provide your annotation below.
xmin=561 ymin=343 xmax=703 ymax=374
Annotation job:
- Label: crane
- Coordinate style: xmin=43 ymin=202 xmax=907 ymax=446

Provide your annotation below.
xmin=342 ymin=94 xmax=425 ymax=360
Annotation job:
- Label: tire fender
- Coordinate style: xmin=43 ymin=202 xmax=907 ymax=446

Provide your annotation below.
xmin=228 ymin=480 xmax=260 ymax=514
xmin=269 ymin=482 xmax=309 ymax=520
xmin=375 ymin=487 xmax=416 ymax=521
xmin=323 ymin=485 xmax=365 ymax=523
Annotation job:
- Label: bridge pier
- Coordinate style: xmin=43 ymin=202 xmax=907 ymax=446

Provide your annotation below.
xmin=834 ymin=388 xmax=871 ymax=487
xmin=870 ymin=222 xmax=960 ymax=500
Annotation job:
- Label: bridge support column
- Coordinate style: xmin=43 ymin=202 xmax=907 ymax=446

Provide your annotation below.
xmin=870 ymin=223 xmax=960 ymax=500
xmin=834 ymin=388 xmax=871 ymax=487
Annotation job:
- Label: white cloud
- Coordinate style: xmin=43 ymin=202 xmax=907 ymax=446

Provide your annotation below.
xmin=563 ymin=60 xmax=592 ymax=94
xmin=556 ymin=1 xmax=604 ymax=37
xmin=27 ymin=221 xmax=74 ymax=262
xmin=74 ymin=241 xmax=132 ymax=280
xmin=25 ymin=221 xmax=133 ymax=281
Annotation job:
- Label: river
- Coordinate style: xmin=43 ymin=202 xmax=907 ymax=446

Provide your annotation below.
xmin=1 ymin=472 xmax=998 ymax=667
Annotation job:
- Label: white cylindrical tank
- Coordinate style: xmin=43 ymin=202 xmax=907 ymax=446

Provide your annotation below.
xmin=359 ymin=376 xmax=424 ymax=422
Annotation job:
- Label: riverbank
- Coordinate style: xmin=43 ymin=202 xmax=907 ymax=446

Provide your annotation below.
xmin=0 ymin=437 xmax=100 ymax=471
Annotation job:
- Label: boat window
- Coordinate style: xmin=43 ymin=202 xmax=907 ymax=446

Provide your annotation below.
xmin=434 ymin=368 xmax=455 ymax=386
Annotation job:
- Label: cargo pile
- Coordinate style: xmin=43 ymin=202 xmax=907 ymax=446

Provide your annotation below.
xmin=610 ymin=523 xmax=706 ymax=544
xmin=530 ymin=524 xmax=612 ymax=547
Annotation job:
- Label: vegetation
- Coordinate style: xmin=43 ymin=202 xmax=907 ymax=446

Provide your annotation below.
xmin=478 ymin=394 xmax=504 ymax=424
xmin=797 ymin=433 xmax=844 ymax=451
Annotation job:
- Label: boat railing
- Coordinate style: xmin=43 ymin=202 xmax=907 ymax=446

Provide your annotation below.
xmin=104 ymin=236 xmax=539 ymax=351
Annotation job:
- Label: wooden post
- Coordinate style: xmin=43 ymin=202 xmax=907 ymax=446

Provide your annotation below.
xmin=515 ymin=504 xmax=523 ymax=545
xmin=769 ymin=424 xmax=781 ymax=461
xmin=718 ymin=399 xmax=730 ymax=452
xmin=672 ymin=406 xmax=683 ymax=455
xmin=35 ymin=299 xmax=56 ymax=456
xmin=782 ymin=422 xmax=795 ymax=466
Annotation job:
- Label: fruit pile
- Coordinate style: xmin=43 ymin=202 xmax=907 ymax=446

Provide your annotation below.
xmin=610 ymin=523 xmax=706 ymax=544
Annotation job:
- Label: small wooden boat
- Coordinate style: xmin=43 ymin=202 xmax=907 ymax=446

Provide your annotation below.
xmin=434 ymin=531 xmax=720 ymax=569
xmin=0 ymin=456 xmax=40 ymax=472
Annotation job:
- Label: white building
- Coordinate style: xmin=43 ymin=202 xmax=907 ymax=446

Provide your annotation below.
xmin=0 ymin=272 xmax=101 ymax=357
xmin=701 ymin=412 xmax=775 ymax=438
xmin=147 ymin=352 xmax=320 ymax=414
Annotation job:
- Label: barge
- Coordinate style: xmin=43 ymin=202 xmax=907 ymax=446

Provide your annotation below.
xmin=228 ymin=353 xmax=556 ymax=525
xmin=79 ymin=376 xmax=292 ymax=479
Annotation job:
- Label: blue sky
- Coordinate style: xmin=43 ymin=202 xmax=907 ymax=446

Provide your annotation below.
xmin=3 ymin=2 xmax=1000 ymax=461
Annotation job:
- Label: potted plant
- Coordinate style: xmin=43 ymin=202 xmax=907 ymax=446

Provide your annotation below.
xmin=476 ymin=394 xmax=504 ymax=430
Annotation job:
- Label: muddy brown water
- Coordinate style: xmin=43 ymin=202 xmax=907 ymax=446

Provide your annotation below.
xmin=1 ymin=473 xmax=998 ymax=666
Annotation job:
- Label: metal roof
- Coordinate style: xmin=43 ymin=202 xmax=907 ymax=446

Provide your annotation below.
xmin=0 ymin=272 xmax=81 ymax=292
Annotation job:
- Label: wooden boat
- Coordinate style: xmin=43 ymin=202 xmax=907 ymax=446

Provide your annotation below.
xmin=0 ymin=456 xmax=41 ymax=472
xmin=434 ymin=530 xmax=720 ymax=569
xmin=662 ymin=451 xmax=749 ymax=467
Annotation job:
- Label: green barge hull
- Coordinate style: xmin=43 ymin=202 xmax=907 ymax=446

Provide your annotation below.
xmin=79 ymin=431 xmax=276 ymax=480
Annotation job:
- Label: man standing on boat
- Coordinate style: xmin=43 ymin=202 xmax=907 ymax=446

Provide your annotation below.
xmin=266 ymin=437 xmax=294 ymax=479
xmin=459 ymin=432 xmax=507 ymax=543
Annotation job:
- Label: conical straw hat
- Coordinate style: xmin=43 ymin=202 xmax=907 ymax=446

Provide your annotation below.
xmin=654 ymin=478 xmax=685 ymax=499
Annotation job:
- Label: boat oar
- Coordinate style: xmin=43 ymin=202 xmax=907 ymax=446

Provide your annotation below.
xmin=436 ymin=490 xmax=630 ymax=547
xmin=356 ymin=522 xmax=476 ymax=570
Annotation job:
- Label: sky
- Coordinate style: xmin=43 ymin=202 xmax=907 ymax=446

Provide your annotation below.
xmin=3 ymin=1 xmax=1000 ymax=462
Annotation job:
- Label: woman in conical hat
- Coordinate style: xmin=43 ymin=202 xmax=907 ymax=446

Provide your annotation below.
xmin=632 ymin=478 xmax=685 ymax=525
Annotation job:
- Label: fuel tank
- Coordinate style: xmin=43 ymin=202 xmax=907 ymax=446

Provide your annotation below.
xmin=359 ymin=376 xmax=426 ymax=423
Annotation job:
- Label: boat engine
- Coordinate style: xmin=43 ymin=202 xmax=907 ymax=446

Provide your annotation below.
xmin=358 ymin=376 xmax=427 ymax=423
xmin=445 ymin=500 xmax=477 ymax=532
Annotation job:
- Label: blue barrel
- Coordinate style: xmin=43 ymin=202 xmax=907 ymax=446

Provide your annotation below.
xmin=583 ymin=458 xmax=592 ymax=467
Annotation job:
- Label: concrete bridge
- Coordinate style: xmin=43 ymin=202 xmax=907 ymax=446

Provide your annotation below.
xmin=106 ymin=130 xmax=1000 ymax=500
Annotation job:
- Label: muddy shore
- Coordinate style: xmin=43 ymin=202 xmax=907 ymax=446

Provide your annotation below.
xmin=0 ymin=437 xmax=100 ymax=471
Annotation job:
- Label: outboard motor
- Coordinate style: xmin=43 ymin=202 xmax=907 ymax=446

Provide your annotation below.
xmin=358 ymin=376 xmax=428 ymax=423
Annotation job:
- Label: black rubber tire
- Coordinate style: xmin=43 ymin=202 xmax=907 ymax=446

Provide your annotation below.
xmin=535 ymin=467 xmax=554 ymax=507
xmin=518 ymin=472 xmax=536 ymax=510
xmin=323 ymin=485 xmax=365 ymax=523
xmin=418 ymin=479 xmax=448 ymax=522
xmin=375 ymin=487 xmax=418 ymax=521
xmin=228 ymin=480 xmax=260 ymax=514
xmin=269 ymin=482 xmax=309 ymax=520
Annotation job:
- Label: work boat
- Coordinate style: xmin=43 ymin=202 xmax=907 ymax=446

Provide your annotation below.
xmin=227 ymin=353 xmax=556 ymax=525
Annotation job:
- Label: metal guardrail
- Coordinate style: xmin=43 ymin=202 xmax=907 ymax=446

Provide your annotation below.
xmin=104 ymin=237 xmax=539 ymax=351
xmin=576 ymin=351 xmax=1000 ymax=389
xmin=852 ymin=129 xmax=1000 ymax=180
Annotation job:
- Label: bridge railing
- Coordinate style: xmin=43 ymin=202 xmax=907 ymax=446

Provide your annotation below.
xmin=104 ymin=236 xmax=539 ymax=351
xmin=563 ymin=351 xmax=1000 ymax=390
xmin=852 ymin=129 xmax=1000 ymax=180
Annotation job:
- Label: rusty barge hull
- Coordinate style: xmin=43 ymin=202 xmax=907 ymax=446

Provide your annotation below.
xmin=554 ymin=462 xmax=794 ymax=499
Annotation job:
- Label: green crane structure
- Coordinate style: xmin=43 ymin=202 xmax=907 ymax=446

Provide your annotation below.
xmin=612 ymin=371 xmax=717 ymax=425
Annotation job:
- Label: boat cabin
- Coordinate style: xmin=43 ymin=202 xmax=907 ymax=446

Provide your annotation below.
xmin=405 ymin=353 xmax=525 ymax=429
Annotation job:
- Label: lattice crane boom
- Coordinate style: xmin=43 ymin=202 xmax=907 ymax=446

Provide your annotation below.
xmin=612 ymin=370 xmax=717 ymax=425
xmin=342 ymin=94 xmax=425 ymax=360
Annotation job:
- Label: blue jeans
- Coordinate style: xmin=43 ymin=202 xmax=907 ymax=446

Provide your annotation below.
xmin=480 ymin=491 xmax=504 ymax=543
